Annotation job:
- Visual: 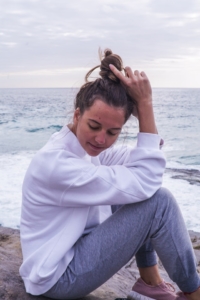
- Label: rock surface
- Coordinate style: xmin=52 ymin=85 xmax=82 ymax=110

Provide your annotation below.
xmin=165 ymin=168 xmax=200 ymax=186
xmin=0 ymin=227 xmax=200 ymax=300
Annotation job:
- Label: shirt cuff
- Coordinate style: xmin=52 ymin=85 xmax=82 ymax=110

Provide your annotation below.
xmin=137 ymin=133 xmax=164 ymax=149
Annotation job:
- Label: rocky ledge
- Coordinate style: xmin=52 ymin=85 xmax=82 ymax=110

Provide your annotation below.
xmin=0 ymin=227 xmax=200 ymax=300
xmin=165 ymin=168 xmax=200 ymax=186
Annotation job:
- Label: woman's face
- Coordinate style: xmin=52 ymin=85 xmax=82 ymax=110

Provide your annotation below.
xmin=72 ymin=99 xmax=125 ymax=156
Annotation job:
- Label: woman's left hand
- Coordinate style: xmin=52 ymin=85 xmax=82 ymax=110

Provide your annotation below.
xmin=109 ymin=64 xmax=157 ymax=134
xmin=109 ymin=64 xmax=152 ymax=109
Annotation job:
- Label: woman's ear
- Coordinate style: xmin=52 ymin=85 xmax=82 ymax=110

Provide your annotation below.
xmin=73 ymin=108 xmax=81 ymax=124
xmin=70 ymin=108 xmax=81 ymax=136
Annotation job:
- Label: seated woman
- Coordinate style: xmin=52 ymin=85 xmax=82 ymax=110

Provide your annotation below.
xmin=19 ymin=49 xmax=200 ymax=300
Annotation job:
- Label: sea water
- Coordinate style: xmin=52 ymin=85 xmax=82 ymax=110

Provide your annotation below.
xmin=0 ymin=88 xmax=200 ymax=230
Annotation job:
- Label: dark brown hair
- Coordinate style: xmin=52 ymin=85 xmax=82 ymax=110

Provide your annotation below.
xmin=74 ymin=49 xmax=135 ymax=123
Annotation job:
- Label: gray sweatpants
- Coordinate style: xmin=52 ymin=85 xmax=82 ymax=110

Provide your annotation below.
xmin=43 ymin=188 xmax=200 ymax=299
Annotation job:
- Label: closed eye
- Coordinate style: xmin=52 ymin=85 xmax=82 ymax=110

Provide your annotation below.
xmin=88 ymin=123 xmax=120 ymax=136
xmin=107 ymin=131 xmax=118 ymax=136
xmin=88 ymin=124 xmax=100 ymax=130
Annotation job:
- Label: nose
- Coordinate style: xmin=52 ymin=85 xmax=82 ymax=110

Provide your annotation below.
xmin=95 ymin=131 xmax=106 ymax=145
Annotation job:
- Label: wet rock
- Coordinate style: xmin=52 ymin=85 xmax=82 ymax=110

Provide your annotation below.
xmin=165 ymin=168 xmax=200 ymax=186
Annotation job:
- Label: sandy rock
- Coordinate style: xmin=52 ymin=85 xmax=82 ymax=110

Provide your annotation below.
xmin=0 ymin=227 xmax=200 ymax=300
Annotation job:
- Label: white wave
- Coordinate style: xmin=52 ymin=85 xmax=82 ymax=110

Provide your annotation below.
xmin=166 ymin=160 xmax=200 ymax=171
xmin=163 ymin=172 xmax=200 ymax=232
xmin=0 ymin=151 xmax=35 ymax=228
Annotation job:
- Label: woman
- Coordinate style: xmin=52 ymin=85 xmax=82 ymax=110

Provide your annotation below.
xmin=20 ymin=49 xmax=200 ymax=300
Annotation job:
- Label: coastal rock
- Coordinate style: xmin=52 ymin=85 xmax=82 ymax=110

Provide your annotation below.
xmin=0 ymin=227 xmax=200 ymax=300
xmin=165 ymin=168 xmax=200 ymax=186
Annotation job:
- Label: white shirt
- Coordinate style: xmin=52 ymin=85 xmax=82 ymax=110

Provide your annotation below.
xmin=19 ymin=126 xmax=166 ymax=295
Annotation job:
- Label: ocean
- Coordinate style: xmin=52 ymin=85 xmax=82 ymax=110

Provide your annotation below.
xmin=0 ymin=88 xmax=200 ymax=230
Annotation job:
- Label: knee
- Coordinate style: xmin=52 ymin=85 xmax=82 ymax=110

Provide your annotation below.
xmin=152 ymin=187 xmax=179 ymax=210
xmin=154 ymin=187 xmax=174 ymax=199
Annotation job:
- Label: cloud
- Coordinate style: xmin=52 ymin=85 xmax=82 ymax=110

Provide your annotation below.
xmin=0 ymin=67 xmax=89 ymax=77
xmin=148 ymin=0 xmax=198 ymax=14
xmin=0 ymin=0 xmax=200 ymax=87
xmin=1 ymin=42 xmax=17 ymax=47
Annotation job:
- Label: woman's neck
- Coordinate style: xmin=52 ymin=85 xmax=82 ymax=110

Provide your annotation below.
xmin=67 ymin=123 xmax=76 ymax=136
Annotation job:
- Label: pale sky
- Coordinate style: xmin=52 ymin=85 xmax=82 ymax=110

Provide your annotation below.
xmin=0 ymin=0 xmax=200 ymax=88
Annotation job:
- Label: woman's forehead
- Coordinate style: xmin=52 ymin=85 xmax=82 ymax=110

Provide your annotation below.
xmin=83 ymin=99 xmax=125 ymax=127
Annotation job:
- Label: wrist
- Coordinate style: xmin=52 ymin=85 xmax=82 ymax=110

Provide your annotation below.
xmin=137 ymin=100 xmax=153 ymax=113
xmin=137 ymin=101 xmax=157 ymax=134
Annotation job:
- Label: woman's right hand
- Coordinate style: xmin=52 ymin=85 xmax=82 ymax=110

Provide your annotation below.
xmin=109 ymin=64 xmax=157 ymax=134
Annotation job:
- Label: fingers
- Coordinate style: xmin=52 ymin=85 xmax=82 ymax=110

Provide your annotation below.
xmin=124 ymin=66 xmax=134 ymax=78
xmin=109 ymin=64 xmax=152 ymax=107
xmin=124 ymin=68 xmax=128 ymax=78
xmin=140 ymin=71 xmax=147 ymax=78
xmin=109 ymin=64 xmax=127 ymax=84
xmin=126 ymin=67 xmax=147 ymax=79
xmin=134 ymin=70 xmax=140 ymax=76
xmin=109 ymin=64 xmax=148 ymax=83
xmin=134 ymin=70 xmax=147 ymax=78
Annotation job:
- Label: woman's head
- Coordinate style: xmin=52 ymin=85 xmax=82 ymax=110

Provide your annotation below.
xmin=71 ymin=49 xmax=135 ymax=156
xmin=74 ymin=48 xmax=135 ymax=122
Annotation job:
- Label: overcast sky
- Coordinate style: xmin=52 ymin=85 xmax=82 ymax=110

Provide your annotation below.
xmin=0 ymin=0 xmax=200 ymax=88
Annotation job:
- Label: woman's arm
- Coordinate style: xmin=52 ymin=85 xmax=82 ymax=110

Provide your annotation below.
xmin=25 ymin=132 xmax=165 ymax=208
xmin=109 ymin=65 xmax=157 ymax=134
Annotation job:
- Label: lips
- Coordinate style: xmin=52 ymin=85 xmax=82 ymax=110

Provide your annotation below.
xmin=88 ymin=142 xmax=104 ymax=151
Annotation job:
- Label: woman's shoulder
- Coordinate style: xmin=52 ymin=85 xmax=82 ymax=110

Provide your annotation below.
xmin=40 ymin=126 xmax=86 ymax=158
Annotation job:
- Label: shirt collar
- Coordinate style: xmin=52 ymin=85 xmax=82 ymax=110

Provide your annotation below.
xmin=61 ymin=125 xmax=87 ymax=158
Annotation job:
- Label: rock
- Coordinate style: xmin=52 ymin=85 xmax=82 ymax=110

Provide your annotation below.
xmin=0 ymin=227 xmax=46 ymax=300
xmin=189 ymin=230 xmax=200 ymax=274
xmin=165 ymin=168 xmax=200 ymax=186
xmin=0 ymin=227 xmax=200 ymax=299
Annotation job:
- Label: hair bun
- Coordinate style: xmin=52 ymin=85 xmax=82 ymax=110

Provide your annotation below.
xmin=104 ymin=49 xmax=113 ymax=57
xmin=84 ymin=48 xmax=124 ymax=83
xmin=99 ymin=48 xmax=123 ymax=83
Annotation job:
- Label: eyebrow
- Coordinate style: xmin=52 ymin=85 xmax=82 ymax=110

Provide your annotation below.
xmin=88 ymin=119 xmax=122 ymax=130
